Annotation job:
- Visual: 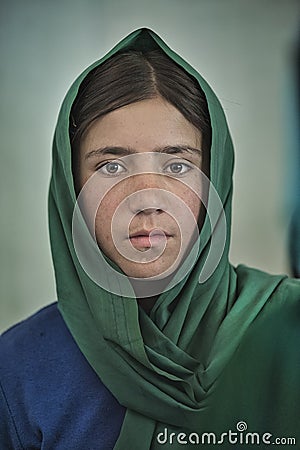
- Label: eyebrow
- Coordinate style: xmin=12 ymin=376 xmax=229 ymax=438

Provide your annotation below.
xmin=84 ymin=145 xmax=202 ymax=160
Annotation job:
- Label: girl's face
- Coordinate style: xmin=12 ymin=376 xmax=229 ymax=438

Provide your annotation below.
xmin=76 ymin=97 xmax=202 ymax=280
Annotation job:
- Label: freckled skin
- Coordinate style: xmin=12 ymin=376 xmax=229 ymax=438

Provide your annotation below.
xmin=77 ymin=97 xmax=202 ymax=280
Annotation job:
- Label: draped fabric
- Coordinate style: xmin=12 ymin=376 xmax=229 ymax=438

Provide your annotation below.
xmin=48 ymin=28 xmax=299 ymax=449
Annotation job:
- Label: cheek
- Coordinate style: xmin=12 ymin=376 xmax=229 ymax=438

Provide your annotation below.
xmin=188 ymin=192 xmax=201 ymax=219
xmin=95 ymin=195 xmax=118 ymax=238
xmin=175 ymin=186 xmax=201 ymax=221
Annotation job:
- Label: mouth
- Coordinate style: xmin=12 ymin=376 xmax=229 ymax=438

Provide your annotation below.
xmin=129 ymin=229 xmax=171 ymax=249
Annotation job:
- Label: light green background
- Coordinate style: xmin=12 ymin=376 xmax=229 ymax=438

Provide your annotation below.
xmin=1 ymin=0 xmax=299 ymax=332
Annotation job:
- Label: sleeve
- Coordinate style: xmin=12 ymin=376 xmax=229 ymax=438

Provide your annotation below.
xmin=0 ymin=380 xmax=24 ymax=450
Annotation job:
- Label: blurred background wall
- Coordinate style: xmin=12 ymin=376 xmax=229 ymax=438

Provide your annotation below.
xmin=1 ymin=0 xmax=299 ymax=332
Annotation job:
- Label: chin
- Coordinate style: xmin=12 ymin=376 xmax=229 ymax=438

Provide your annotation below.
xmin=120 ymin=258 xmax=180 ymax=280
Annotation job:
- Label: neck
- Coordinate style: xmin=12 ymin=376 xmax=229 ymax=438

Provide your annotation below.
xmin=137 ymin=296 xmax=158 ymax=315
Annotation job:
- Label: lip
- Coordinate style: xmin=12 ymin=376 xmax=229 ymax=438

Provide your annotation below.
xmin=129 ymin=229 xmax=171 ymax=249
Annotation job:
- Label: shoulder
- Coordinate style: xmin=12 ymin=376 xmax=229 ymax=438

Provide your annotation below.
xmin=236 ymin=264 xmax=300 ymax=304
xmin=0 ymin=302 xmax=82 ymax=399
xmin=263 ymin=272 xmax=300 ymax=316
xmin=237 ymin=269 xmax=300 ymax=362
xmin=0 ymin=303 xmax=126 ymax=449
xmin=0 ymin=303 xmax=76 ymax=369
xmin=276 ymin=275 xmax=300 ymax=302
xmin=0 ymin=302 xmax=89 ymax=387
xmin=1 ymin=302 xmax=64 ymax=343
xmin=234 ymin=265 xmax=300 ymax=351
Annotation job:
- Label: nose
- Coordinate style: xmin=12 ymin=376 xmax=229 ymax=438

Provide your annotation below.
xmin=128 ymin=188 xmax=169 ymax=215
xmin=126 ymin=175 xmax=169 ymax=215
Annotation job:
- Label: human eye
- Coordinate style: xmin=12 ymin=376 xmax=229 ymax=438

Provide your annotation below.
xmin=163 ymin=160 xmax=193 ymax=176
xmin=97 ymin=161 xmax=127 ymax=176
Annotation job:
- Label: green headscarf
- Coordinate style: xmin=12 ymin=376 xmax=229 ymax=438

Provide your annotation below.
xmin=49 ymin=28 xmax=299 ymax=449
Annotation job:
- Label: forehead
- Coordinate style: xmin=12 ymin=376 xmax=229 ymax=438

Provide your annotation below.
xmin=80 ymin=97 xmax=202 ymax=154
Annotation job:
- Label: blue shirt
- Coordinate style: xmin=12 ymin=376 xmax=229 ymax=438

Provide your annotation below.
xmin=0 ymin=303 xmax=126 ymax=449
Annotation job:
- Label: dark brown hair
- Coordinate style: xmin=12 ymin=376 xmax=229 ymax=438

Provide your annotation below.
xmin=70 ymin=49 xmax=211 ymax=165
